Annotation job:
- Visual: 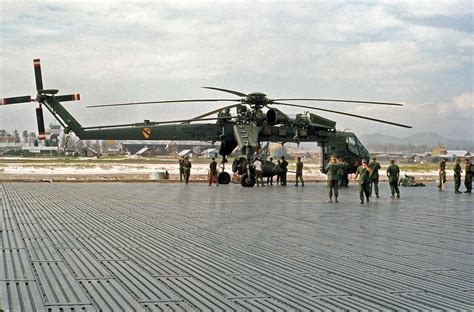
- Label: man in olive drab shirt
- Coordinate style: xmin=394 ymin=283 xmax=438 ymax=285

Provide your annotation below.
xmin=325 ymin=156 xmax=340 ymax=203
xmin=208 ymin=157 xmax=218 ymax=186
xmin=438 ymin=158 xmax=447 ymax=191
xmin=267 ymin=157 xmax=274 ymax=186
xmin=354 ymin=159 xmax=372 ymax=204
xmin=336 ymin=158 xmax=344 ymax=187
xmin=295 ymin=157 xmax=304 ymax=187
xmin=276 ymin=159 xmax=281 ymax=185
xmin=368 ymin=156 xmax=381 ymax=198
xmin=342 ymin=159 xmax=350 ymax=187
xmin=464 ymin=158 xmax=472 ymax=193
xmin=178 ymin=156 xmax=184 ymax=182
xmin=279 ymin=156 xmax=288 ymax=186
xmin=182 ymin=157 xmax=192 ymax=185
xmin=387 ymin=159 xmax=400 ymax=198
xmin=453 ymin=158 xmax=462 ymax=194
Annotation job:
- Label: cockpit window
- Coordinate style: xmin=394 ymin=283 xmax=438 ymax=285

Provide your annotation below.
xmin=346 ymin=136 xmax=359 ymax=155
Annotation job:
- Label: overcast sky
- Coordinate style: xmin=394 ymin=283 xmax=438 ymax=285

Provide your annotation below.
xmin=1 ymin=1 xmax=472 ymax=141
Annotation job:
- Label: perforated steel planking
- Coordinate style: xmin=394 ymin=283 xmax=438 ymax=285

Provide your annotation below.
xmin=0 ymin=182 xmax=473 ymax=311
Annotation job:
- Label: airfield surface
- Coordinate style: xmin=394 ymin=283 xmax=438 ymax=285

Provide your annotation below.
xmin=1 ymin=182 xmax=473 ymax=311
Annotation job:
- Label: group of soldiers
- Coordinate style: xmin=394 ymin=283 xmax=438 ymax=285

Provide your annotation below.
xmin=177 ymin=156 xmax=192 ymax=184
xmin=326 ymin=156 xmax=400 ymax=204
xmin=440 ymin=158 xmax=472 ymax=193
xmin=179 ymin=154 xmax=473 ymax=198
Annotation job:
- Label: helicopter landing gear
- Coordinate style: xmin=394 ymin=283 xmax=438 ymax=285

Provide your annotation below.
xmin=240 ymin=172 xmax=256 ymax=187
xmin=217 ymin=172 xmax=230 ymax=184
xmin=216 ymin=155 xmax=230 ymax=184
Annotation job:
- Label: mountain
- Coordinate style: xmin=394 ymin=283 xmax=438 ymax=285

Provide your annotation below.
xmin=359 ymin=132 xmax=474 ymax=150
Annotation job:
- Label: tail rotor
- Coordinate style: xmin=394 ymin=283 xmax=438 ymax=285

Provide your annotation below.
xmin=0 ymin=58 xmax=81 ymax=140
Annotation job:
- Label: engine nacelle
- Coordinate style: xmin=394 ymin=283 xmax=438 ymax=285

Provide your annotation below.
xmin=267 ymin=109 xmax=287 ymax=125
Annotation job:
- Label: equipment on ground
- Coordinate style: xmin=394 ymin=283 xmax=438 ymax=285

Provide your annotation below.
xmin=1 ymin=59 xmax=412 ymax=187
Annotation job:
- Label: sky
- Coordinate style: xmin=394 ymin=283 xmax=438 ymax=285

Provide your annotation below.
xmin=0 ymin=0 xmax=472 ymax=141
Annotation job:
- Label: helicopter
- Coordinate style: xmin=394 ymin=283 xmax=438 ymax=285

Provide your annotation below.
xmin=1 ymin=59 xmax=412 ymax=186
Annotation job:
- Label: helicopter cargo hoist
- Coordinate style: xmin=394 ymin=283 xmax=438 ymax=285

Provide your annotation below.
xmin=1 ymin=59 xmax=412 ymax=186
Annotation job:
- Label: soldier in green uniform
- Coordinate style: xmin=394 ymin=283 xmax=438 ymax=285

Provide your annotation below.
xmin=182 ymin=156 xmax=192 ymax=185
xmin=208 ymin=157 xmax=218 ymax=186
xmin=266 ymin=157 xmax=274 ymax=186
xmin=336 ymin=158 xmax=344 ymax=187
xmin=325 ymin=156 xmax=340 ymax=203
xmin=464 ymin=158 xmax=472 ymax=193
xmin=279 ymin=156 xmax=288 ymax=186
xmin=368 ymin=156 xmax=381 ymax=198
xmin=386 ymin=159 xmax=400 ymax=198
xmin=354 ymin=159 xmax=372 ymax=204
xmin=295 ymin=157 xmax=304 ymax=187
xmin=342 ymin=159 xmax=350 ymax=187
xmin=438 ymin=158 xmax=447 ymax=191
xmin=178 ymin=156 xmax=184 ymax=182
xmin=453 ymin=158 xmax=462 ymax=194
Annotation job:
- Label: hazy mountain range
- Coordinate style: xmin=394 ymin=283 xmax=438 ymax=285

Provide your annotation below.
xmin=359 ymin=132 xmax=474 ymax=150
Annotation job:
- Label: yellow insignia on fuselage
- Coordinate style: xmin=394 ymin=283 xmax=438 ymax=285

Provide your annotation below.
xmin=143 ymin=128 xmax=151 ymax=139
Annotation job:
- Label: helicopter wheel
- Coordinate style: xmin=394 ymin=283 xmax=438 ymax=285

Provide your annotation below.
xmin=240 ymin=173 xmax=256 ymax=187
xmin=217 ymin=172 xmax=231 ymax=184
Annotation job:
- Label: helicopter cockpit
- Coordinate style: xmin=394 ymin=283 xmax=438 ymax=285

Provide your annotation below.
xmin=345 ymin=134 xmax=368 ymax=156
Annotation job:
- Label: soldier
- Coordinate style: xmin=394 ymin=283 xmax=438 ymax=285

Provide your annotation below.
xmin=464 ymin=158 xmax=472 ymax=193
xmin=178 ymin=156 xmax=184 ymax=182
xmin=276 ymin=159 xmax=281 ymax=185
xmin=279 ymin=156 xmax=288 ymax=186
xmin=386 ymin=159 xmax=400 ymax=198
xmin=325 ymin=156 xmax=339 ymax=203
xmin=182 ymin=156 xmax=192 ymax=185
xmin=208 ymin=157 xmax=218 ymax=186
xmin=368 ymin=156 xmax=381 ymax=198
xmin=337 ymin=158 xmax=344 ymax=187
xmin=453 ymin=158 xmax=463 ymax=194
xmin=438 ymin=158 xmax=447 ymax=191
xmin=255 ymin=164 xmax=265 ymax=186
xmin=267 ymin=157 xmax=274 ymax=186
xmin=354 ymin=159 xmax=372 ymax=204
xmin=295 ymin=157 xmax=304 ymax=187
xmin=342 ymin=158 xmax=350 ymax=187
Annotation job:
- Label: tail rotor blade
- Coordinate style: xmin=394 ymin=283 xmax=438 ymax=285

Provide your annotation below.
xmin=33 ymin=59 xmax=44 ymax=91
xmin=36 ymin=107 xmax=46 ymax=140
xmin=0 ymin=95 xmax=32 ymax=105
xmin=56 ymin=94 xmax=81 ymax=102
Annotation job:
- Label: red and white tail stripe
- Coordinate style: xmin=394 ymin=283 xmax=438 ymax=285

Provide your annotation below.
xmin=34 ymin=59 xmax=41 ymax=67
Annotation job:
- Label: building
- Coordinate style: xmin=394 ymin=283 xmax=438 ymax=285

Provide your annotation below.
xmin=135 ymin=146 xmax=157 ymax=157
xmin=201 ymin=148 xmax=219 ymax=158
xmin=444 ymin=150 xmax=471 ymax=161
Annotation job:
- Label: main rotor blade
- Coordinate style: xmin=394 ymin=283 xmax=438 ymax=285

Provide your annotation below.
xmin=34 ymin=59 xmax=44 ymax=91
xmin=271 ymin=98 xmax=404 ymax=106
xmin=56 ymin=94 xmax=81 ymax=102
xmin=81 ymin=116 xmax=236 ymax=130
xmin=0 ymin=95 xmax=32 ymax=105
xmin=202 ymin=87 xmax=248 ymax=97
xmin=189 ymin=103 xmax=242 ymax=120
xmin=87 ymin=99 xmax=240 ymax=108
xmin=272 ymin=102 xmax=412 ymax=128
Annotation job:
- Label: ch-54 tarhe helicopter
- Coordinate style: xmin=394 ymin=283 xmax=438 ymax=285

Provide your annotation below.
xmin=1 ymin=59 xmax=411 ymax=186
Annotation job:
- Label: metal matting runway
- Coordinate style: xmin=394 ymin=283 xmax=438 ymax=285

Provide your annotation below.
xmin=1 ymin=182 xmax=473 ymax=311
